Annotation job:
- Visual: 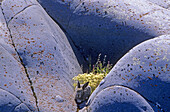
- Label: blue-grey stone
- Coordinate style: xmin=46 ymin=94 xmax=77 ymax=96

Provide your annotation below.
xmin=87 ymin=35 xmax=170 ymax=112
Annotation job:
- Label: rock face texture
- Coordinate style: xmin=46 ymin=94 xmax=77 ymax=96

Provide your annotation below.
xmin=0 ymin=0 xmax=169 ymax=112
xmin=86 ymin=86 xmax=154 ymax=112
xmin=38 ymin=0 xmax=170 ymax=69
xmin=147 ymin=0 xmax=170 ymax=9
xmin=85 ymin=35 xmax=170 ymax=112
xmin=0 ymin=0 xmax=82 ymax=111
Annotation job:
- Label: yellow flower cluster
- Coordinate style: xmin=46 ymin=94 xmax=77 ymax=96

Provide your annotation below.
xmin=73 ymin=73 xmax=106 ymax=93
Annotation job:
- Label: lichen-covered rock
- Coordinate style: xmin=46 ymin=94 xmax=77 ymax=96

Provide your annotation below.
xmin=38 ymin=0 xmax=170 ymax=68
xmin=0 ymin=42 xmax=38 ymax=111
xmin=0 ymin=0 xmax=82 ymax=111
xmin=84 ymin=86 xmax=154 ymax=112
xmin=147 ymin=0 xmax=170 ymax=9
xmin=86 ymin=35 xmax=170 ymax=112
xmin=0 ymin=7 xmax=37 ymax=112
xmin=0 ymin=7 xmax=19 ymax=61
xmin=1 ymin=0 xmax=38 ymax=23
xmin=0 ymin=88 xmax=29 ymax=112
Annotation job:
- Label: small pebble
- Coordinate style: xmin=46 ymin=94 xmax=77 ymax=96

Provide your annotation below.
xmin=55 ymin=95 xmax=64 ymax=102
xmin=99 ymin=79 xmax=105 ymax=86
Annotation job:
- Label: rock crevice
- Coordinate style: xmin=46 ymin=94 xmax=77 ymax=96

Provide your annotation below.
xmin=0 ymin=5 xmax=40 ymax=111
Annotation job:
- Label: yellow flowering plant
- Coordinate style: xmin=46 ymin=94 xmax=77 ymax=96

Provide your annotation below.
xmin=73 ymin=54 xmax=113 ymax=93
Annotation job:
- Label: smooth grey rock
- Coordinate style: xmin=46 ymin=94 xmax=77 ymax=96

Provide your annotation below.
xmin=0 ymin=7 xmax=37 ymax=111
xmin=87 ymin=35 xmax=170 ymax=112
xmin=55 ymin=95 xmax=65 ymax=102
xmin=1 ymin=0 xmax=82 ymax=111
xmin=0 ymin=42 xmax=38 ymax=111
xmin=38 ymin=0 xmax=170 ymax=70
xmin=0 ymin=88 xmax=21 ymax=112
xmin=13 ymin=103 xmax=31 ymax=112
xmin=85 ymin=86 xmax=154 ymax=112
xmin=0 ymin=7 xmax=19 ymax=61
xmin=147 ymin=0 xmax=170 ymax=9
xmin=1 ymin=0 xmax=38 ymax=23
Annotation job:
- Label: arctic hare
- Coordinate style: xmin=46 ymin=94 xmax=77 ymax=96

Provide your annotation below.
xmin=75 ymin=81 xmax=91 ymax=109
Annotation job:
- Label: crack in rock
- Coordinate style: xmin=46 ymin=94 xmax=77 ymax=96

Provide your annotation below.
xmin=7 ymin=4 xmax=38 ymax=24
xmin=0 ymin=87 xmax=31 ymax=111
xmin=0 ymin=5 xmax=40 ymax=112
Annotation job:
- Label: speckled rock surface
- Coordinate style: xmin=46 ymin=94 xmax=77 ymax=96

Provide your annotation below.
xmin=1 ymin=0 xmax=169 ymax=111
xmin=0 ymin=0 xmax=82 ymax=111
xmin=86 ymin=35 xmax=170 ymax=112
xmin=0 ymin=7 xmax=37 ymax=112
xmin=84 ymin=86 xmax=154 ymax=112
xmin=147 ymin=0 xmax=170 ymax=9
xmin=38 ymin=0 xmax=170 ymax=69
xmin=0 ymin=88 xmax=31 ymax=112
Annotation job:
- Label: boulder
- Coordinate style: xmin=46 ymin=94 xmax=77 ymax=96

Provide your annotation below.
xmin=0 ymin=7 xmax=37 ymax=111
xmin=0 ymin=0 xmax=82 ymax=111
xmin=85 ymin=86 xmax=154 ymax=112
xmin=0 ymin=88 xmax=31 ymax=112
xmin=38 ymin=0 xmax=170 ymax=70
xmin=86 ymin=35 xmax=170 ymax=112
